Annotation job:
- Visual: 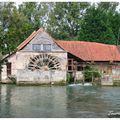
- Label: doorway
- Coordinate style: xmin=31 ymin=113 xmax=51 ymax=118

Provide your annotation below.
xmin=7 ymin=63 xmax=11 ymax=76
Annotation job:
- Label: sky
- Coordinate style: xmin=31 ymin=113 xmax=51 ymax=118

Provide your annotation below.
xmin=1 ymin=0 xmax=120 ymax=3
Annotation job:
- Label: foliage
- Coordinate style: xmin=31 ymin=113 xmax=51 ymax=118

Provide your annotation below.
xmin=84 ymin=65 xmax=101 ymax=82
xmin=47 ymin=2 xmax=90 ymax=40
xmin=66 ymin=73 xmax=73 ymax=83
xmin=0 ymin=2 xmax=120 ymax=55
xmin=0 ymin=2 xmax=48 ymax=55
xmin=0 ymin=52 xmax=3 ymax=74
xmin=78 ymin=3 xmax=118 ymax=44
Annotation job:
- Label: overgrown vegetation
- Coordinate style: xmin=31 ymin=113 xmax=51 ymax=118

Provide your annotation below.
xmin=84 ymin=65 xmax=101 ymax=82
xmin=0 ymin=2 xmax=120 ymax=55
xmin=66 ymin=73 xmax=73 ymax=83
xmin=0 ymin=53 xmax=3 ymax=81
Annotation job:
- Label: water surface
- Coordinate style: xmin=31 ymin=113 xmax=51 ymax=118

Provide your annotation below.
xmin=0 ymin=84 xmax=120 ymax=118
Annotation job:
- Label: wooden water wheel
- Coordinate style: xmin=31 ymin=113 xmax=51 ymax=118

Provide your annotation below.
xmin=28 ymin=54 xmax=61 ymax=71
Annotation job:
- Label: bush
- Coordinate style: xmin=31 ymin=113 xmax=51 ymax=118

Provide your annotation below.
xmin=84 ymin=65 xmax=101 ymax=82
xmin=67 ymin=73 xmax=73 ymax=83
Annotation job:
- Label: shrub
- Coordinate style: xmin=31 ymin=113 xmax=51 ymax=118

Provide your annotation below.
xmin=66 ymin=73 xmax=73 ymax=83
xmin=84 ymin=65 xmax=101 ymax=82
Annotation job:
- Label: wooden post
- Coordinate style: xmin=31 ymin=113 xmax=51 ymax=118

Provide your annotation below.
xmin=0 ymin=71 xmax=1 ymax=83
xmin=0 ymin=62 xmax=2 ymax=83
xmin=73 ymin=61 xmax=77 ymax=84
xmin=83 ymin=67 xmax=85 ymax=85
xmin=92 ymin=72 xmax=93 ymax=84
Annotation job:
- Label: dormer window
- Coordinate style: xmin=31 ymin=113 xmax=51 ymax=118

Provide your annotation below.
xmin=43 ymin=44 xmax=51 ymax=51
xmin=32 ymin=44 xmax=41 ymax=51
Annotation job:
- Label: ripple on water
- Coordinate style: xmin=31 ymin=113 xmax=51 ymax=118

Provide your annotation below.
xmin=0 ymin=84 xmax=120 ymax=118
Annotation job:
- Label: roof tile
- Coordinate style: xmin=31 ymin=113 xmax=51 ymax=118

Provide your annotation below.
xmin=56 ymin=40 xmax=120 ymax=61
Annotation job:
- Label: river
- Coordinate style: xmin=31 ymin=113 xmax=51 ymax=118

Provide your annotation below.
xmin=0 ymin=84 xmax=120 ymax=118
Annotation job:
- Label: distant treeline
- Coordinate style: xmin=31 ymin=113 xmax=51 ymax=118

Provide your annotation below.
xmin=0 ymin=2 xmax=120 ymax=55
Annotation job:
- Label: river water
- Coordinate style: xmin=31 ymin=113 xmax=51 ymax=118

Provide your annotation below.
xmin=0 ymin=84 xmax=120 ymax=118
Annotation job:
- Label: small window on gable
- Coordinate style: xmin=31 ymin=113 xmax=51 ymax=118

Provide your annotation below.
xmin=43 ymin=44 xmax=51 ymax=51
xmin=32 ymin=44 xmax=41 ymax=51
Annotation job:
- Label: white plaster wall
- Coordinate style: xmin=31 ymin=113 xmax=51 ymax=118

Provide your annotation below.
xmin=15 ymin=51 xmax=67 ymax=84
xmin=8 ymin=54 xmax=17 ymax=75
xmin=101 ymin=75 xmax=113 ymax=86
xmin=16 ymin=52 xmax=67 ymax=71
xmin=16 ymin=70 xmax=66 ymax=84
xmin=1 ymin=53 xmax=17 ymax=82
xmin=1 ymin=65 xmax=7 ymax=81
xmin=76 ymin=71 xmax=84 ymax=80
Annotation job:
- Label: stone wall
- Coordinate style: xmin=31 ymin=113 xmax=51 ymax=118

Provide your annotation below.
xmin=1 ymin=53 xmax=17 ymax=82
xmin=96 ymin=64 xmax=120 ymax=86
xmin=15 ymin=52 xmax=67 ymax=70
xmin=15 ymin=51 xmax=67 ymax=84
xmin=73 ymin=64 xmax=120 ymax=86
xmin=16 ymin=69 xmax=66 ymax=85
xmin=76 ymin=71 xmax=84 ymax=81
xmin=101 ymin=75 xmax=113 ymax=86
xmin=1 ymin=65 xmax=7 ymax=81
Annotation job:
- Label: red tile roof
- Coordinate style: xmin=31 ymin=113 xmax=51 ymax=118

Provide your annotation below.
xmin=56 ymin=40 xmax=120 ymax=61
xmin=17 ymin=28 xmax=120 ymax=62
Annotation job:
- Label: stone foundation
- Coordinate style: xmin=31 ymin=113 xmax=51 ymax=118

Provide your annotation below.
xmin=16 ymin=69 xmax=66 ymax=85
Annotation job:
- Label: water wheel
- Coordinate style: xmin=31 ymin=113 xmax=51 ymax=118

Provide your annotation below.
xmin=27 ymin=54 xmax=61 ymax=71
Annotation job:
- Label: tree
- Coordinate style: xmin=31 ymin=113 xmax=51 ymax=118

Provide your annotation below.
xmin=0 ymin=2 xmax=48 ymax=55
xmin=0 ymin=52 xmax=3 ymax=81
xmin=19 ymin=2 xmax=48 ymax=30
xmin=0 ymin=2 xmax=16 ymax=54
xmin=79 ymin=2 xmax=119 ymax=44
xmin=47 ymin=2 xmax=90 ymax=40
xmin=98 ymin=2 xmax=120 ymax=44
xmin=6 ymin=7 xmax=32 ymax=52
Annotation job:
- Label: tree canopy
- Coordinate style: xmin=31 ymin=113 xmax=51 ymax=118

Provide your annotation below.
xmin=0 ymin=2 xmax=120 ymax=55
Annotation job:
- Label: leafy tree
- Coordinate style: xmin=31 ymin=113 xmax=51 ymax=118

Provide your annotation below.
xmin=47 ymin=2 xmax=90 ymax=40
xmin=0 ymin=2 xmax=48 ymax=55
xmin=79 ymin=2 xmax=119 ymax=44
xmin=19 ymin=2 xmax=48 ymax=30
xmin=98 ymin=2 xmax=120 ymax=44
xmin=108 ymin=11 xmax=120 ymax=45
xmin=6 ymin=7 xmax=32 ymax=52
xmin=0 ymin=52 xmax=3 ymax=81
xmin=0 ymin=2 xmax=16 ymax=54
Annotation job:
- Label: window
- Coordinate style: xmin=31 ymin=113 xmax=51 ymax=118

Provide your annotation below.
xmin=32 ymin=44 xmax=41 ymax=51
xmin=68 ymin=59 xmax=74 ymax=71
xmin=43 ymin=44 xmax=51 ymax=51
xmin=77 ymin=66 xmax=83 ymax=71
xmin=7 ymin=62 xmax=11 ymax=76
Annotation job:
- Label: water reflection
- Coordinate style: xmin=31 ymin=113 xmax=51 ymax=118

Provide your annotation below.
xmin=0 ymin=85 xmax=67 ymax=118
xmin=0 ymin=85 xmax=13 ymax=117
xmin=0 ymin=84 xmax=120 ymax=118
xmin=66 ymin=86 xmax=109 ymax=118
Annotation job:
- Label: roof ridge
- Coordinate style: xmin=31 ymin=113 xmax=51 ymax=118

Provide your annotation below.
xmin=56 ymin=40 xmax=116 ymax=46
